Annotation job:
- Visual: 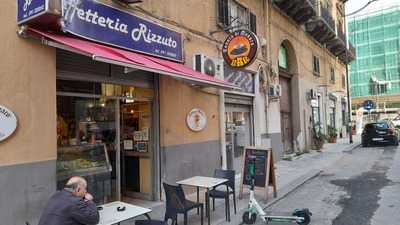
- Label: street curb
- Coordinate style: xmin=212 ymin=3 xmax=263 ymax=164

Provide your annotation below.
xmin=263 ymin=169 xmax=323 ymax=209
xmin=343 ymin=143 xmax=361 ymax=153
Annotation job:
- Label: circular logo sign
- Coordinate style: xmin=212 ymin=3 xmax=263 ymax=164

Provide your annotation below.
xmin=186 ymin=108 xmax=207 ymax=132
xmin=222 ymin=30 xmax=259 ymax=68
xmin=0 ymin=105 xmax=17 ymax=142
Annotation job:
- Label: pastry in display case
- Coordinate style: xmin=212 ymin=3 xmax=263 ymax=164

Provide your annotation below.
xmin=57 ymin=144 xmax=112 ymax=203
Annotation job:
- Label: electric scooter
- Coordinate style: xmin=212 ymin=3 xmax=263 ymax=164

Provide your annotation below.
xmin=242 ymin=155 xmax=312 ymax=225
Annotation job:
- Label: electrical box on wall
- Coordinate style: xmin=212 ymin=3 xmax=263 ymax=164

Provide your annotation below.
xmin=193 ymin=54 xmax=224 ymax=80
xmin=268 ymin=84 xmax=281 ymax=98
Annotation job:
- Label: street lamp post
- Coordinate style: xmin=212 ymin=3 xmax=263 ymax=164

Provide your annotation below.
xmin=344 ymin=13 xmax=353 ymax=144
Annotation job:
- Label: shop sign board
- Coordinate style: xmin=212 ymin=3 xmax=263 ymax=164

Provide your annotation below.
xmin=222 ymin=30 xmax=258 ymax=69
xmin=17 ymin=0 xmax=48 ymax=24
xmin=61 ymin=0 xmax=183 ymax=62
xmin=0 ymin=105 xmax=17 ymax=142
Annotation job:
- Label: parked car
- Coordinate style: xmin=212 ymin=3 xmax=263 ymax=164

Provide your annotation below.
xmin=392 ymin=115 xmax=400 ymax=128
xmin=362 ymin=121 xmax=399 ymax=147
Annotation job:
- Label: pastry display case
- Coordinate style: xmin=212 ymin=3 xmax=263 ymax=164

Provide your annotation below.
xmin=57 ymin=143 xmax=112 ymax=203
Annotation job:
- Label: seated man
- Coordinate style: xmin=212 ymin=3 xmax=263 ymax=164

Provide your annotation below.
xmin=38 ymin=176 xmax=99 ymax=225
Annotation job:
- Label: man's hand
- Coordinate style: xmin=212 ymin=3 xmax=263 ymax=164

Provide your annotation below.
xmin=84 ymin=193 xmax=94 ymax=201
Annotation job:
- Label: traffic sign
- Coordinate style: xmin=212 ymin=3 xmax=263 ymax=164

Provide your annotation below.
xmin=363 ymin=100 xmax=375 ymax=111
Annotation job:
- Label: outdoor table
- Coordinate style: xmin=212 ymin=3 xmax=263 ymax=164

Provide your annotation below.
xmin=97 ymin=201 xmax=152 ymax=225
xmin=176 ymin=176 xmax=229 ymax=225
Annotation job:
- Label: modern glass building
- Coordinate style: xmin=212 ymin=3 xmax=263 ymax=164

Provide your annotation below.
xmin=348 ymin=5 xmax=400 ymax=110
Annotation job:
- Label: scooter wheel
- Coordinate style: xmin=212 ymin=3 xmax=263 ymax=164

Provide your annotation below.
xmin=293 ymin=208 xmax=311 ymax=225
xmin=242 ymin=211 xmax=257 ymax=224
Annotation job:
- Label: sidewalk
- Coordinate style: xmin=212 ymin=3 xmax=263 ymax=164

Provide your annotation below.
xmin=122 ymin=136 xmax=361 ymax=225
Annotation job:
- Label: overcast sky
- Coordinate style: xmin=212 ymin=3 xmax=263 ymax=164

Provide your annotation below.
xmin=346 ymin=0 xmax=400 ymax=16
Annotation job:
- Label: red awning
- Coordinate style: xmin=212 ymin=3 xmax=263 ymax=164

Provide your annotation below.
xmin=27 ymin=28 xmax=238 ymax=90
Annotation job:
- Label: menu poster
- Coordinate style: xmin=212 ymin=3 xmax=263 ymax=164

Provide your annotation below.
xmin=142 ymin=128 xmax=149 ymax=141
xmin=123 ymin=140 xmax=133 ymax=150
xmin=134 ymin=131 xmax=142 ymax=141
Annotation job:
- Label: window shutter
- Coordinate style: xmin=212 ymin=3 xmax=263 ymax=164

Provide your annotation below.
xmin=218 ymin=0 xmax=229 ymax=26
xmin=250 ymin=12 xmax=257 ymax=34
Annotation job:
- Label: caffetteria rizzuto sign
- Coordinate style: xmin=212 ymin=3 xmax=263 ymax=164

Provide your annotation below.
xmin=61 ymin=0 xmax=183 ymax=62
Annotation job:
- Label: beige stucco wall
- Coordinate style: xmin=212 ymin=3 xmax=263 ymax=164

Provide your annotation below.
xmin=160 ymin=77 xmax=220 ymax=147
xmin=0 ymin=1 xmax=56 ymax=166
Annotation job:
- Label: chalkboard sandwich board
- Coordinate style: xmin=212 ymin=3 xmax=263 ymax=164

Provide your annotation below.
xmin=239 ymin=146 xmax=277 ymax=201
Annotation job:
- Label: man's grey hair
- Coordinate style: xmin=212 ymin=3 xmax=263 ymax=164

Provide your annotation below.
xmin=65 ymin=176 xmax=87 ymax=190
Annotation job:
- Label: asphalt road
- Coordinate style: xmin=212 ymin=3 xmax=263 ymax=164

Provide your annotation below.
xmin=252 ymin=144 xmax=400 ymax=225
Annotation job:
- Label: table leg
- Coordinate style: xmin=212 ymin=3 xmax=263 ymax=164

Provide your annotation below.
xmin=145 ymin=213 xmax=151 ymax=220
xmin=226 ymin=184 xmax=230 ymax=222
xmin=206 ymin=188 xmax=210 ymax=225
xmin=197 ymin=186 xmax=200 ymax=215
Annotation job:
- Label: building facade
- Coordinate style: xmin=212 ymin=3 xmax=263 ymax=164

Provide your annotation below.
xmin=0 ymin=0 xmax=353 ymax=224
xmin=348 ymin=5 xmax=400 ymax=117
xmin=270 ymin=0 xmax=355 ymax=152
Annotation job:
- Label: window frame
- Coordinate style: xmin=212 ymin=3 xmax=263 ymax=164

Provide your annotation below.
xmin=342 ymin=74 xmax=346 ymax=88
xmin=330 ymin=67 xmax=335 ymax=84
xmin=217 ymin=0 xmax=257 ymax=34
xmin=313 ymin=55 xmax=320 ymax=76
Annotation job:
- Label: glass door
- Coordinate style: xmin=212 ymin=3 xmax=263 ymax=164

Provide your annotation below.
xmin=225 ymin=104 xmax=252 ymax=173
xmin=120 ymin=100 xmax=153 ymax=199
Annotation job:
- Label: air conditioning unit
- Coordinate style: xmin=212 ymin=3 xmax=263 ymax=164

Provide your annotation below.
xmin=275 ymin=84 xmax=282 ymax=97
xmin=193 ymin=54 xmax=224 ymax=80
xmin=309 ymin=89 xmax=317 ymax=99
xmin=268 ymin=85 xmax=281 ymax=97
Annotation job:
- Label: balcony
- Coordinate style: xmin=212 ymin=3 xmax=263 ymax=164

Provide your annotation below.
xmin=273 ymin=0 xmax=317 ymax=25
xmin=338 ymin=43 xmax=356 ymax=64
xmin=326 ymin=25 xmax=347 ymax=57
xmin=305 ymin=0 xmax=336 ymax=44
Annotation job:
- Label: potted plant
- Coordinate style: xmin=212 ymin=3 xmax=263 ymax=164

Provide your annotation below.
xmin=327 ymin=125 xmax=338 ymax=143
xmin=311 ymin=123 xmax=326 ymax=150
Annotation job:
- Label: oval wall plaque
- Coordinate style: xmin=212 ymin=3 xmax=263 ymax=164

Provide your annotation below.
xmin=0 ymin=105 xmax=17 ymax=142
xmin=186 ymin=108 xmax=207 ymax=132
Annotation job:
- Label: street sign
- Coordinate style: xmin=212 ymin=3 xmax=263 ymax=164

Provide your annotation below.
xmin=363 ymin=100 xmax=375 ymax=111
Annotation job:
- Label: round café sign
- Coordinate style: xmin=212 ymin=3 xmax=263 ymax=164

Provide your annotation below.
xmin=186 ymin=108 xmax=207 ymax=132
xmin=0 ymin=105 xmax=17 ymax=142
xmin=222 ymin=29 xmax=259 ymax=68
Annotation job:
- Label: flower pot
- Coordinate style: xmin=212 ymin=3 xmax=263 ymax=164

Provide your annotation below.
xmin=328 ymin=137 xmax=337 ymax=143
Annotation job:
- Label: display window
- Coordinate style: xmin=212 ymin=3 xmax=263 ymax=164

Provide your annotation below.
xmin=56 ymin=79 xmax=154 ymax=203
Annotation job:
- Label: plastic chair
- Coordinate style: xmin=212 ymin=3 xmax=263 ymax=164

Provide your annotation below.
xmin=208 ymin=169 xmax=236 ymax=220
xmin=163 ymin=183 xmax=203 ymax=225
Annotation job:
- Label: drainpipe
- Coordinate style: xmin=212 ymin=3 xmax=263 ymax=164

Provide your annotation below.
xmin=219 ymin=90 xmax=227 ymax=169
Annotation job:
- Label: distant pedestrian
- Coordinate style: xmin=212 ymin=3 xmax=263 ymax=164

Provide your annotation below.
xmin=38 ymin=176 xmax=99 ymax=225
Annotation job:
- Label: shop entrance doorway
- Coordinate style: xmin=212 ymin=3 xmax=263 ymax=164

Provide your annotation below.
xmin=279 ymin=76 xmax=294 ymax=153
xmin=225 ymin=103 xmax=253 ymax=173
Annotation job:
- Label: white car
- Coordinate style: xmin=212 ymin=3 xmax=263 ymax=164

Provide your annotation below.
xmin=392 ymin=116 xmax=400 ymax=128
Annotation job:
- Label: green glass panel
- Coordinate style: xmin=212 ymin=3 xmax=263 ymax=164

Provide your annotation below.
xmin=279 ymin=46 xmax=288 ymax=69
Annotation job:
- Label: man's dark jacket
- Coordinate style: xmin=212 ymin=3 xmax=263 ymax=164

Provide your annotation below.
xmin=38 ymin=189 xmax=99 ymax=225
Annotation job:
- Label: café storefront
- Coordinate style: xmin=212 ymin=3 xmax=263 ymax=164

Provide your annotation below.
xmin=14 ymin=0 xmax=236 ymax=208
